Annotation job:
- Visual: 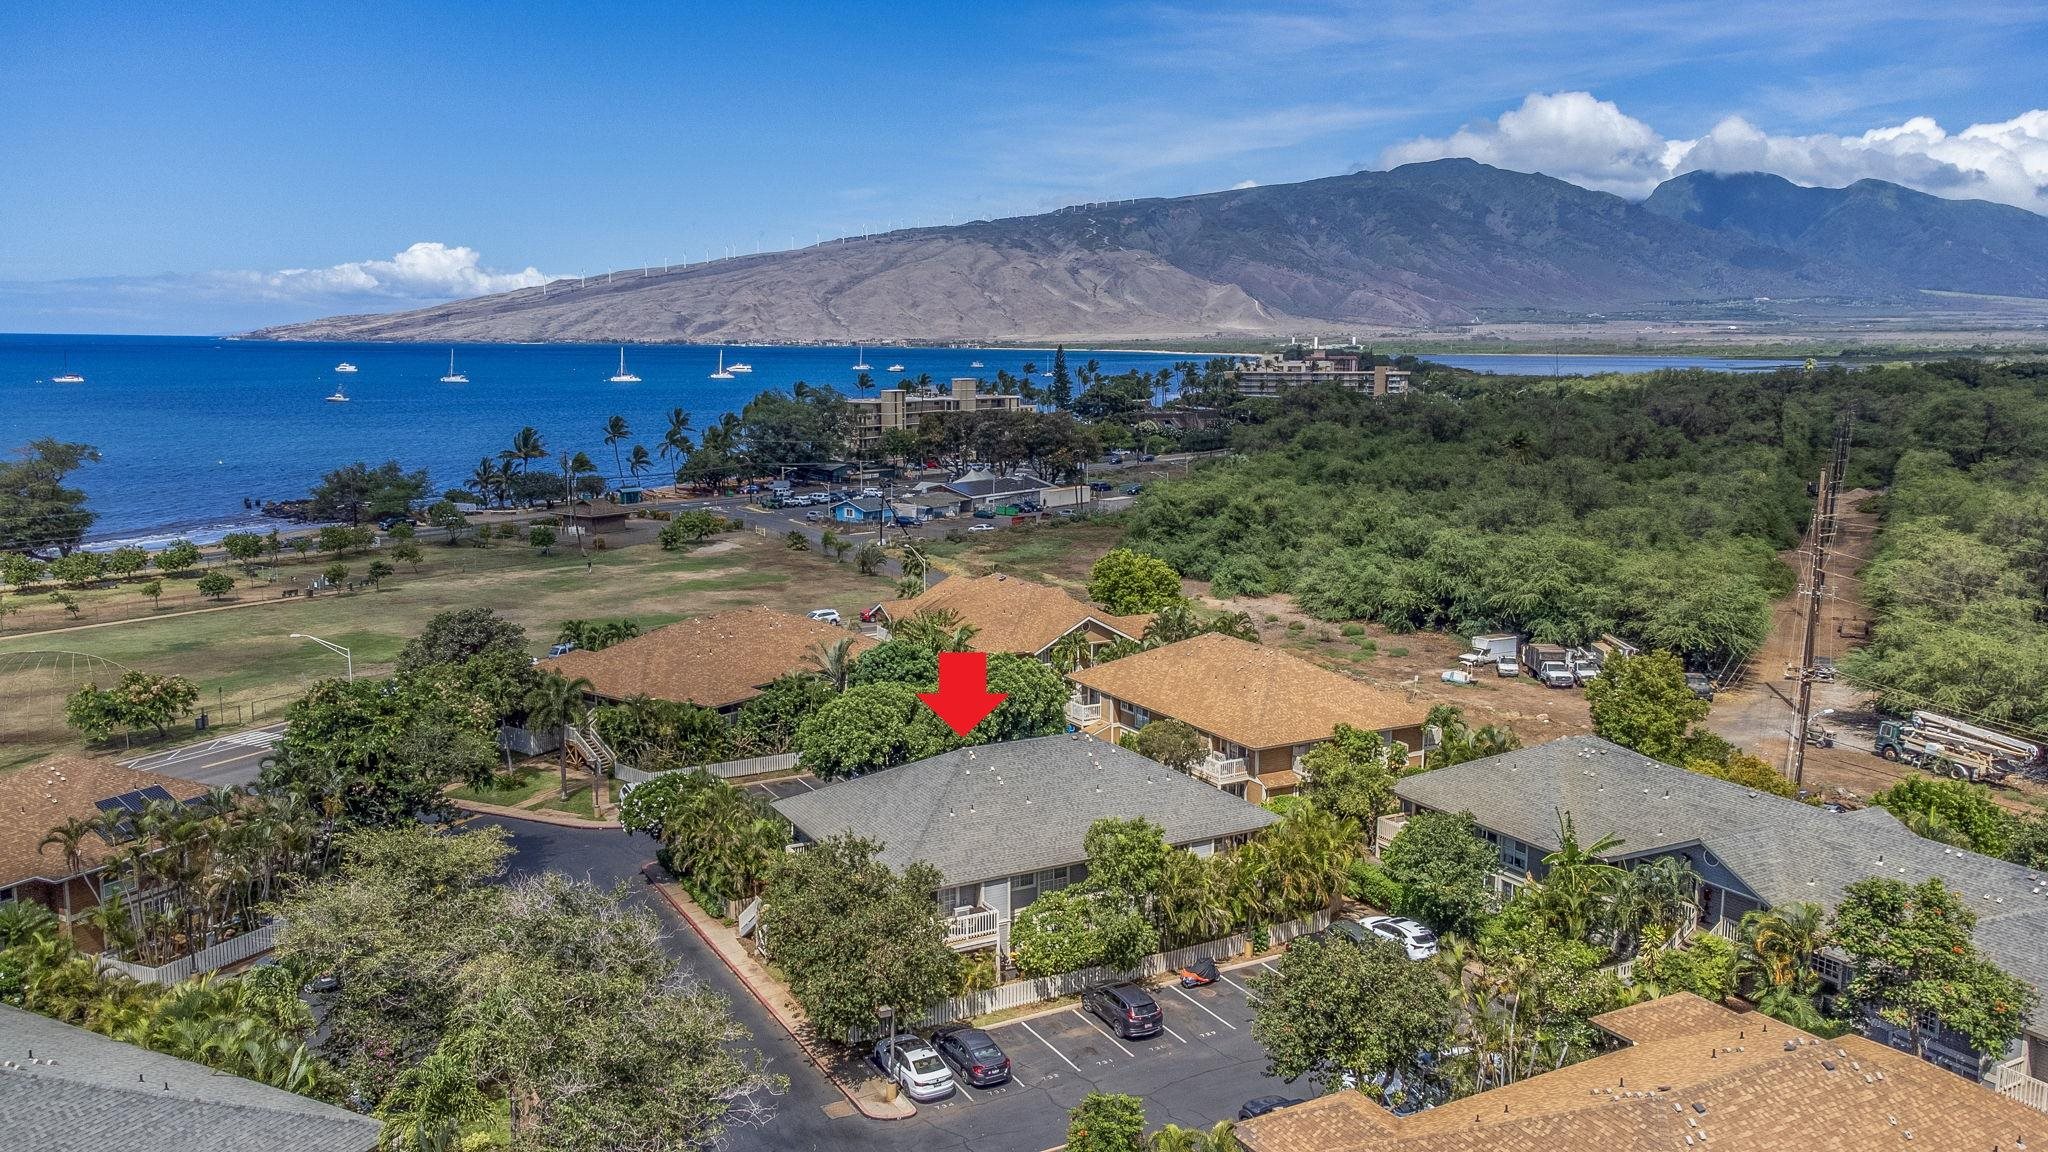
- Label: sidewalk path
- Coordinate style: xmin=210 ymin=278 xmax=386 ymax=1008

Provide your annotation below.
xmin=652 ymin=878 xmax=914 ymax=1121
xmin=447 ymin=796 xmax=621 ymax=829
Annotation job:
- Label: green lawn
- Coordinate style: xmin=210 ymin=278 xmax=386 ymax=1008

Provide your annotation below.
xmin=447 ymin=766 xmax=556 ymax=807
xmin=533 ymin=784 xmax=599 ymax=820
xmin=0 ymin=532 xmax=894 ymax=770
xmin=921 ymin=520 xmax=1125 ymax=588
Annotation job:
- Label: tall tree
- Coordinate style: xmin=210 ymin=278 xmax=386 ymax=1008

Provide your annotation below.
xmin=602 ymin=415 xmax=631 ymax=478
xmin=1379 ymin=810 xmax=1498 ymax=935
xmin=526 ymin=671 xmax=594 ymax=800
xmin=1584 ymin=650 xmax=1710 ymax=764
xmin=1831 ymin=876 xmax=2037 ymax=1060
xmin=1249 ymin=934 xmax=1456 ymax=1095
xmin=0 ymin=438 xmax=99 ymax=557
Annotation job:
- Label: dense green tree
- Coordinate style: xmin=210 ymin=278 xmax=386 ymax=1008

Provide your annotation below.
xmin=1584 ymin=650 xmax=1710 ymax=763
xmin=1688 ymin=749 xmax=1795 ymax=797
xmin=1249 ymin=934 xmax=1457 ymax=1095
xmin=758 ymin=834 xmax=959 ymax=1038
xmin=0 ymin=439 xmax=100 ymax=557
xmin=1872 ymin=776 xmax=2020 ymax=858
xmin=104 ymin=544 xmax=150 ymax=577
xmin=1067 ymin=1092 xmax=1145 ymax=1152
xmin=1831 ymin=876 xmax=2037 ymax=1060
xmin=1010 ymin=887 xmax=1158 ymax=977
xmin=1298 ymin=724 xmax=1401 ymax=827
xmin=731 ymin=674 xmax=834 ymax=756
xmin=660 ymin=510 xmax=728 ymax=549
xmin=265 ymin=673 xmax=497 ymax=826
xmin=1631 ymin=933 xmax=1737 ymax=1001
xmin=527 ymin=524 xmax=557 ymax=554
xmin=1380 ymin=810 xmax=1498 ymax=936
xmin=196 ymin=570 xmax=235 ymax=600
xmin=739 ymin=385 xmax=851 ymax=466
xmin=46 ymin=550 xmax=105 ymax=586
xmin=398 ymin=607 xmax=529 ymax=673
xmin=220 ymin=531 xmax=266 ymax=572
xmin=64 ymin=670 xmax=200 ymax=742
xmin=1083 ymin=817 xmax=1169 ymax=899
xmin=1423 ymin=704 xmax=1521 ymax=769
xmin=791 ymin=683 xmax=961 ymax=777
xmin=152 ymin=538 xmax=202 ymax=574
xmin=620 ymin=770 xmax=786 ymax=906
xmin=1088 ymin=548 xmax=1183 ymax=614
xmin=1133 ymin=718 xmax=1206 ymax=773
xmin=307 ymin=459 xmax=429 ymax=524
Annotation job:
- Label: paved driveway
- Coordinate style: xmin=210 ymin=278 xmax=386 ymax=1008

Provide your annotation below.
xmin=121 ymin=722 xmax=285 ymax=789
xmin=471 ymin=814 xmax=1319 ymax=1152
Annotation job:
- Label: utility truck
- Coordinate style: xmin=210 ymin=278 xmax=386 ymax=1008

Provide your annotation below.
xmin=1873 ymin=710 xmax=2041 ymax=784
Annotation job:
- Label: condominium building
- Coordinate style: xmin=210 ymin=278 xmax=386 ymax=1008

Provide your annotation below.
xmin=846 ymin=378 xmax=1027 ymax=454
xmin=1234 ymin=352 xmax=1410 ymax=397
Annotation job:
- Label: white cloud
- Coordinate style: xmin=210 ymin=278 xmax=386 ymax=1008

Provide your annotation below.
xmin=1382 ymin=92 xmax=2048 ymax=212
xmin=226 ymin=242 xmax=551 ymax=301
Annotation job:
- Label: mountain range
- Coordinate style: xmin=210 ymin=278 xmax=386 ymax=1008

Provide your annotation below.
xmin=251 ymin=160 xmax=2048 ymax=344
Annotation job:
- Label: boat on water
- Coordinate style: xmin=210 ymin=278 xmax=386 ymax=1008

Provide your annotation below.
xmin=439 ymin=349 xmax=469 ymax=383
xmin=334 ymin=362 xmax=358 ymax=373
xmin=851 ymin=344 xmax=872 ymax=371
xmin=325 ymin=384 xmax=349 ymax=403
xmin=51 ymin=354 xmax=84 ymax=384
xmin=886 ymin=363 xmax=906 ymax=373
xmin=969 ymin=360 xmax=984 ymax=368
xmin=608 ymin=346 xmax=641 ymax=383
xmin=728 ymin=360 xmax=753 ymax=373
xmin=709 ymin=350 xmax=735 ymax=380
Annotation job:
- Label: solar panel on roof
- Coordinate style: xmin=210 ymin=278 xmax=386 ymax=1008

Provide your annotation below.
xmin=94 ymin=797 xmax=129 ymax=814
xmin=138 ymin=785 xmax=175 ymax=805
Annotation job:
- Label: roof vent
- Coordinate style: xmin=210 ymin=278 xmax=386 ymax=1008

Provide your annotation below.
xmin=1691 ymin=1102 xmax=1707 ymax=1115
xmin=1823 ymin=1059 xmax=1838 ymax=1071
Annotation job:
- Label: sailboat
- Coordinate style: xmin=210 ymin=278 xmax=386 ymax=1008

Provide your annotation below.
xmin=51 ymin=354 xmax=84 ymax=384
xmin=325 ymin=381 xmax=350 ymax=403
xmin=851 ymin=344 xmax=872 ymax=371
xmin=709 ymin=350 xmax=735 ymax=380
xmin=608 ymin=346 xmax=641 ymax=383
xmin=334 ymin=361 xmax=358 ymax=373
xmin=439 ymin=349 xmax=468 ymax=383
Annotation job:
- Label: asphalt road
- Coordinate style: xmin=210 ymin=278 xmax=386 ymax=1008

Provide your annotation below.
xmin=471 ymin=815 xmax=1308 ymax=1152
xmin=121 ymin=722 xmax=285 ymax=789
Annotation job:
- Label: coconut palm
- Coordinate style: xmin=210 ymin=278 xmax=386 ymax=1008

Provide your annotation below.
xmin=853 ymin=371 xmax=874 ymax=398
xmin=627 ymin=444 xmax=652 ymax=480
xmin=501 ymin=426 xmax=547 ymax=474
xmin=892 ymin=607 xmax=978 ymax=652
xmin=1149 ymin=1121 xmax=1237 ymax=1152
xmin=1533 ymin=811 xmax=1626 ymax=944
xmin=1738 ymin=901 xmax=1826 ymax=993
xmin=603 ymin=415 xmax=632 ymax=478
xmin=38 ymin=817 xmax=97 ymax=930
xmin=1155 ymin=849 xmax=1228 ymax=948
xmin=659 ymin=407 xmax=694 ymax=462
xmin=526 ymin=672 xmax=594 ymax=799
xmin=808 ymin=637 xmax=859 ymax=693
xmin=1046 ymin=631 xmax=1091 ymax=676
xmin=470 ymin=458 xmax=503 ymax=507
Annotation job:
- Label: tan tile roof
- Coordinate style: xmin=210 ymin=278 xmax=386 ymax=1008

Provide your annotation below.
xmin=0 ymin=756 xmax=209 ymax=888
xmin=543 ymin=606 xmax=875 ymax=709
xmin=884 ymin=574 xmax=1150 ymax=655
xmin=1235 ymin=993 xmax=2048 ymax=1152
xmin=1069 ymin=633 xmax=1429 ymax=751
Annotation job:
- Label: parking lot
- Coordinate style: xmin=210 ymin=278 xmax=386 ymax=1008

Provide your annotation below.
xmin=742 ymin=775 xmax=822 ymax=802
xmin=870 ymin=959 xmax=1310 ymax=1152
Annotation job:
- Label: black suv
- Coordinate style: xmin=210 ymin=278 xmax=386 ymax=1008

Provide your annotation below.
xmin=930 ymin=1025 xmax=1011 ymax=1086
xmin=1082 ymin=982 xmax=1162 ymax=1039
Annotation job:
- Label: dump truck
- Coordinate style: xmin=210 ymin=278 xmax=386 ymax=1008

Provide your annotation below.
xmin=1873 ymin=710 xmax=2042 ymax=784
xmin=1522 ymin=643 xmax=1572 ymax=687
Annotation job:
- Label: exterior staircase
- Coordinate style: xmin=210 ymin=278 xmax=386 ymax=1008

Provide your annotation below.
xmin=565 ymin=724 xmax=624 ymax=774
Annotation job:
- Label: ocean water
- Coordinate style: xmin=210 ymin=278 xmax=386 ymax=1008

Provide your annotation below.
xmin=0 ymin=334 xmax=1802 ymax=546
xmin=0 ymin=335 xmax=1189 ymax=546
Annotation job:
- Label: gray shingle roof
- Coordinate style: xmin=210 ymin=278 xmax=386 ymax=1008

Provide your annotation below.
xmin=1396 ymin=736 xmax=2048 ymax=1032
xmin=772 ymin=734 xmax=1279 ymax=885
xmin=0 ymin=1004 xmax=382 ymax=1152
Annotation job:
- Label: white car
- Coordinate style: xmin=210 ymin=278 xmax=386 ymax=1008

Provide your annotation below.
xmin=873 ymin=1035 xmax=956 ymax=1101
xmin=967 ymin=524 xmax=996 ymax=533
xmin=1494 ymin=658 xmax=1519 ymax=678
xmin=807 ymin=608 xmax=842 ymax=625
xmin=861 ymin=486 xmax=884 ymax=498
xmin=1356 ymin=915 xmax=1440 ymax=961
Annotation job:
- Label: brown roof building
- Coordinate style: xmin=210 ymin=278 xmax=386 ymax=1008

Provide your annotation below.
xmin=1234 ymin=993 xmax=2048 ymax=1152
xmin=0 ymin=755 xmax=209 ymax=948
xmin=1067 ymin=633 xmax=1430 ymax=802
xmin=544 ymin=606 xmax=876 ymax=711
xmin=881 ymin=573 xmax=1151 ymax=658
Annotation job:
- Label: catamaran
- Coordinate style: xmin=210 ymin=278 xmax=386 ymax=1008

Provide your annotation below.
xmin=608 ymin=346 xmax=641 ymax=383
xmin=51 ymin=354 xmax=84 ymax=384
xmin=334 ymin=361 xmax=359 ymax=373
xmin=709 ymin=350 xmax=735 ymax=380
xmin=851 ymin=344 xmax=872 ymax=371
xmin=439 ymin=349 xmax=468 ymax=383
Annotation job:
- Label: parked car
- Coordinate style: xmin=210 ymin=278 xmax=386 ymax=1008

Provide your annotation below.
xmin=972 ymin=508 xmax=995 ymax=519
xmin=967 ymin=524 xmax=996 ymax=533
xmin=1685 ymin=672 xmax=1715 ymax=700
xmin=376 ymin=514 xmax=412 ymax=530
xmin=807 ymin=608 xmax=842 ymax=625
xmin=301 ymin=972 xmax=340 ymax=995
xmin=1082 ymin=982 xmax=1162 ymax=1039
xmin=1495 ymin=658 xmax=1519 ymax=678
xmin=1357 ymin=915 xmax=1439 ymax=960
xmin=1104 ymin=453 xmax=1124 ymax=464
xmin=1139 ymin=453 xmax=1157 ymax=462
xmin=861 ymin=486 xmax=884 ymax=498
xmin=1120 ymin=483 xmax=1143 ymax=495
xmin=859 ymin=604 xmax=887 ymax=623
xmin=546 ymin=641 xmax=577 ymax=658
xmin=1312 ymin=919 xmax=1372 ymax=948
xmin=930 ymin=1025 xmax=1011 ymax=1086
xmin=1455 ymin=650 xmax=1492 ymax=668
xmin=1089 ymin=481 xmax=1114 ymax=492
xmin=804 ymin=510 xmax=822 ymax=521
xmin=872 ymin=1035 xmax=956 ymax=1101
xmin=1237 ymin=1096 xmax=1305 ymax=1120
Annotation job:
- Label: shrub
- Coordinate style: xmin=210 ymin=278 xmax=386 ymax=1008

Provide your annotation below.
xmin=1340 ymin=623 xmax=1365 ymax=637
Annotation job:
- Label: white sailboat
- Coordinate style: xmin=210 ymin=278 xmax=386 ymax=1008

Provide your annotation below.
xmin=851 ymin=344 xmax=872 ymax=371
xmin=709 ymin=350 xmax=735 ymax=380
xmin=51 ymin=354 xmax=84 ymax=384
xmin=608 ymin=346 xmax=641 ymax=383
xmin=334 ymin=361 xmax=358 ymax=373
xmin=439 ymin=349 xmax=468 ymax=383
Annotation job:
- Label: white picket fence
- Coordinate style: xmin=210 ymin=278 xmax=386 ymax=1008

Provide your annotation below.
xmin=857 ymin=910 xmax=1331 ymax=1040
xmin=99 ymin=922 xmax=280 ymax=987
xmin=616 ymin=752 xmax=801 ymax=785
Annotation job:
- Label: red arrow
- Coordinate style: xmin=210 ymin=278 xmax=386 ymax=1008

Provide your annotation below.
xmin=919 ymin=650 xmax=1008 ymax=737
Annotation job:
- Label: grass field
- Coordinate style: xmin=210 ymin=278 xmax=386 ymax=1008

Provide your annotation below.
xmin=919 ymin=519 xmax=1125 ymax=589
xmin=0 ymin=531 xmax=894 ymax=770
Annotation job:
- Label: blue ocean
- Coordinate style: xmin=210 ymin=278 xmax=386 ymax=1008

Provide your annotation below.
xmin=0 ymin=334 xmax=1801 ymax=546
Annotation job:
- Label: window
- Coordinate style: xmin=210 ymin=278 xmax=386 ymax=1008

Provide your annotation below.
xmin=1500 ymin=839 xmax=1528 ymax=873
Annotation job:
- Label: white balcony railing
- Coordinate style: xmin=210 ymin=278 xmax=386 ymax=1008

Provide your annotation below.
xmin=1193 ymin=753 xmax=1251 ymax=786
xmin=1993 ymin=1055 xmax=2048 ymax=1115
xmin=1065 ymin=699 xmax=1101 ymax=726
xmin=945 ymin=907 xmax=999 ymax=949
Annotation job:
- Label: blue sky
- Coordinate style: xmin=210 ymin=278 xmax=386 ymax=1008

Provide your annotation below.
xmin=4 ymin=1 xmax=2045 ymax=332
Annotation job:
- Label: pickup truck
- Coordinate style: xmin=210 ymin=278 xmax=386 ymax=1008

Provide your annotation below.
xmin=1537 ymin=661 xmax=1576 ymax=689
xmin=1495 ymin=658 xmax=1520 ymax=678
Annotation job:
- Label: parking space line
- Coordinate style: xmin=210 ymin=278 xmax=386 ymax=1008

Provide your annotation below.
xmin=1161 ymin=1021 xmax=1188 ymax=1044
xmin=1171 ymin=984 xmax=1239 ymax=1030
xmin=953 ymin=1081 xmax=975 ymax=1102
xmin=1018 ymin=1021 xmax=1081 ymax=1072
xmin=1070 ymin=1010 xmax=1136 ymax=1058
xmin=1222 ymin=974 xmax=1260 ymax=1003
xmin=794 ymin=777 xmax=816 ymax=791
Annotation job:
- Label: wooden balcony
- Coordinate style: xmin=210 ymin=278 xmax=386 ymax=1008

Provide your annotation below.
xmin=1192 ymin=752 xmax=1250 ymax=786
xmin=1065 ymin=699 xmax=1101 ymax=726
xmin=1994 ymin=1055 xmax=2048 ymax=1114
xmin=944 ymin=906 xmax=999 ymax=950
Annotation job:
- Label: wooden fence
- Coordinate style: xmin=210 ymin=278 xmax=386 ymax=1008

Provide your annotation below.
xmin=98 ymin=922 xmax=280 ymax=987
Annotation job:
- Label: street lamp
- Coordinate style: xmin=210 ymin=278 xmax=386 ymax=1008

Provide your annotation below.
xmin=290 ymin=633 xmax=353 ymax=682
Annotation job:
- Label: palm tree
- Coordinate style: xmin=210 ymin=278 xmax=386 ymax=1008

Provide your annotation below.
xmin=502 ymin=426 xmax=547 ymax=474
xmin=1738 ymin=902 xmax=1826 ymax=993
xmin=853 ymin=371 xmax=874 ymax=398
xmin=892 ymin=607 xmax=979 ymax=652
xmin=659 ymin=408 xmax=694 ymax=462
xmin=1155 ymin=849 xmax=1228 ymax=948
xmin=603 ymin=415 xmax=632 ymax=479
xmin=470 ymin=457 xmax=502 ymax=507
xmin=1047 ymin=631 xmax=1091 ymax=676
xmin=38 ymin=817 xmax=97 ymax=932
xmin=1533 ymin=811 xmax=1627 ymax=944
xmin=1148 ymin=1121 xmax=1237 ymax=1152
xmin=808 ymin=637 xmax=859 ymax=692
xmin=526 ymin=672 xmax=594 ymax=799
xmin=627 ymin=444 xmax=652 ymax=480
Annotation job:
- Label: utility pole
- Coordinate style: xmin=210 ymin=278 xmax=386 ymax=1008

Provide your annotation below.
xmin=1790 ymin=414 xmax=1852 ymax=789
